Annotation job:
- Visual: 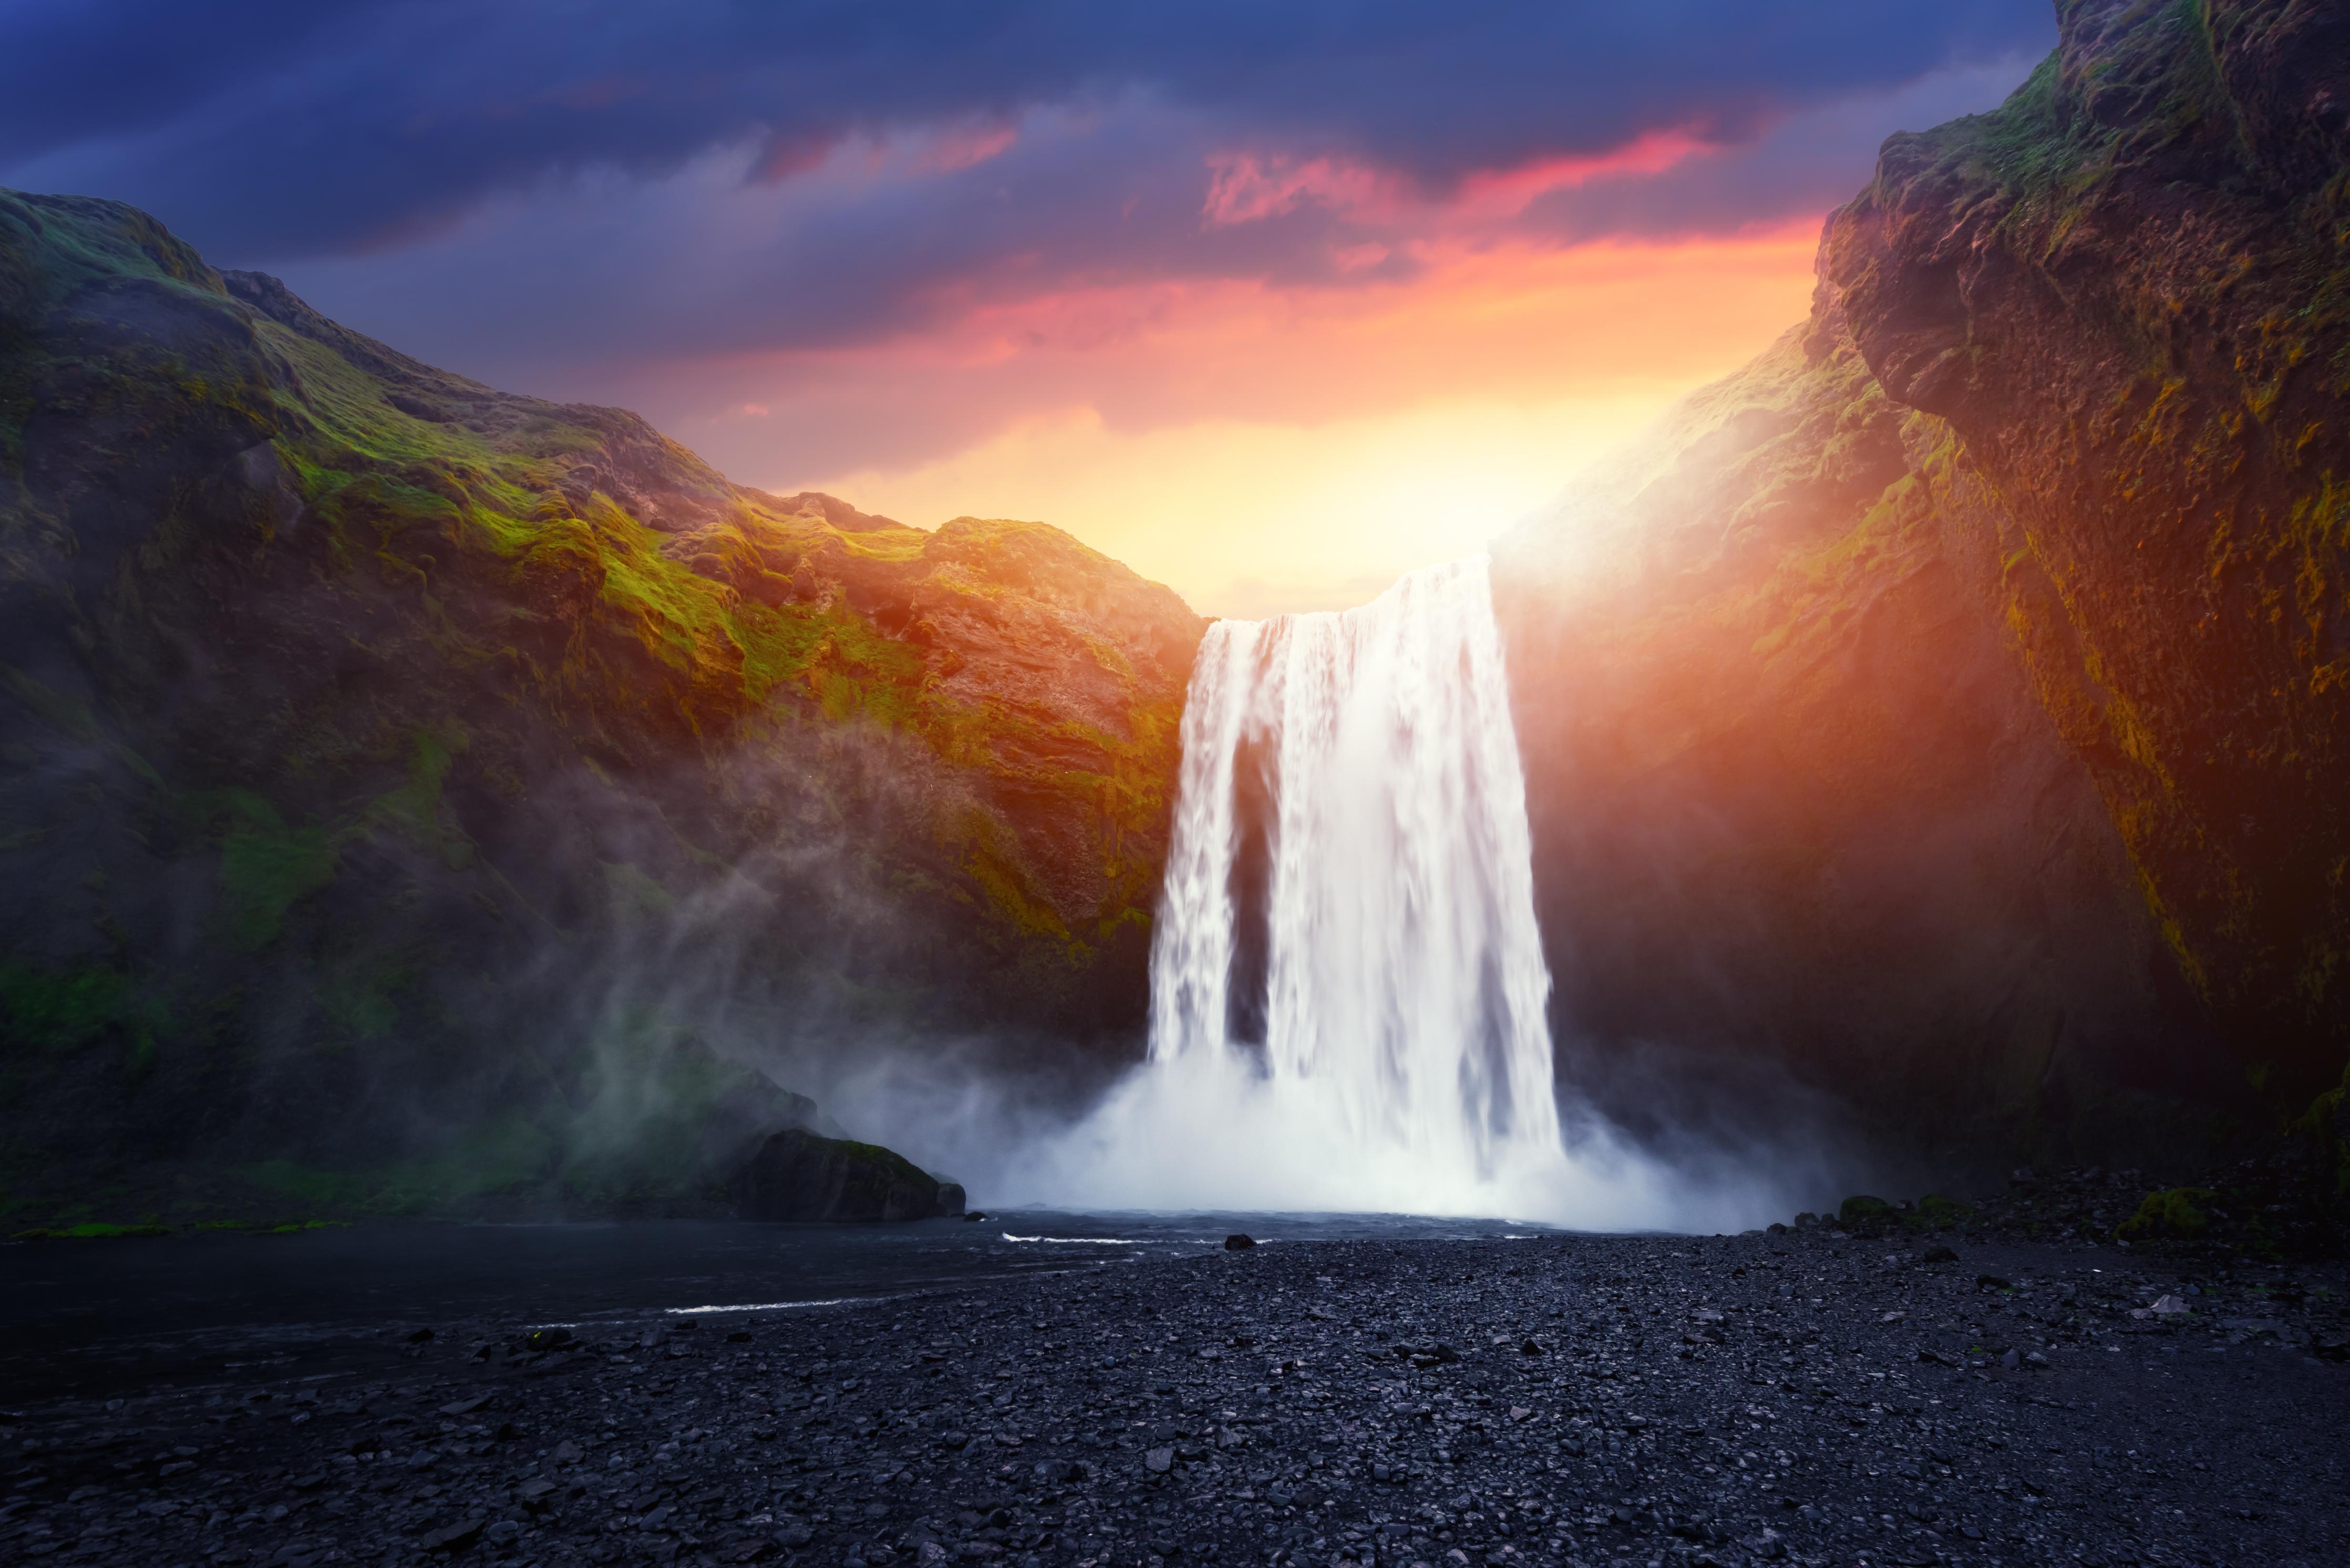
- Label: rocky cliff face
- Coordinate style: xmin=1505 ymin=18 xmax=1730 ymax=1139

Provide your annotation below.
xmin=1822 ymin=0 xmax=2350 ymax=1111
xmin=1499 ymin=0 xmax=2350 ymax=1169
xmin=1496 ymin=304 xmax=2214 ymax=1172
xmin=0 ymin=190 xmax=1202 ymax=1222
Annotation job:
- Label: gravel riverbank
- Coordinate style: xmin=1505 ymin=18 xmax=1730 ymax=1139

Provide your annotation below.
xmin=5 ymin=1229 xmax=2346 ymax=1568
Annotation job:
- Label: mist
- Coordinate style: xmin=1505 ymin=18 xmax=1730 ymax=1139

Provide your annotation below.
xmin=780 ymin=556 xmax=1870 ymax=1237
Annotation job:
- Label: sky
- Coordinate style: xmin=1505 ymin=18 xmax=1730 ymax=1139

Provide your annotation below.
xmin=0 ymin=2 xmax=2057 ymax=617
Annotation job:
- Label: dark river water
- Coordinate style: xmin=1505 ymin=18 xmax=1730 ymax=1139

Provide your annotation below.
xmin=1 ymin=1210 xmax=1560 ymax=1402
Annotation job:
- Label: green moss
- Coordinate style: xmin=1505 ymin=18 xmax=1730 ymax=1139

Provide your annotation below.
xmin=313 ymin=948 xmax=409 ymax=1045
xmin=2290 ymin=1059 xmax=2350 ymax=1198
xmin=1838 ymin=1194 xmax=1895 ymax=1234
xmin=2116 ymin=1185 xmax=2218 ymax=1241
xmin=0 ymin=185 xmax=1199 ymax=1221
xmin=244 ymin=1114 xmax=560 ymax=1216
xmin=0 ymin=961 xmax=169 ymax=1067
xmin=11 ymin=1221 xmax=171 ymax=1240
xmin=363 ymin=725 xmax=472 ymax=866
xmin=1911 ymin=1193 xmax=1976 ymax=1231
xmin=955 ymin=817 xmax=1073 ymax=945
xmin=218 ymin=801 xmax=339 ymax=949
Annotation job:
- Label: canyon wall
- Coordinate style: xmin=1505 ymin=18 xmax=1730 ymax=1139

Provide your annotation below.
xmin=0 ymin=190 xmax=1201 ymax=1219
xmin=1499 ymin=0 xmax=2350 ymax=1173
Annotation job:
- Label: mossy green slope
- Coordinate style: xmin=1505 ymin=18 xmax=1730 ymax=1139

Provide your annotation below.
xmin=0 ymin=189 xmax=1202 ymax=1225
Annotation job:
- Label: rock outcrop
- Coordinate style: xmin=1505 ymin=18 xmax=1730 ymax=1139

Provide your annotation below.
xmin=1497 ymin=303 xmax=2209 ymax=1171
xmin=1499 ymin=0 xmax=2350 ymax=1169
xmin=1821 ymin=0 xmax=2350 ymax=1110
xmin=733 ymin=1128 xmax=965 ymax=1222
xmin=0 ymin=189 xmax=1202 ymax=1223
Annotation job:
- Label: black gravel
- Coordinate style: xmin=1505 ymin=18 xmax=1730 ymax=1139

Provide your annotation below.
xmin=5 ymin=1230 xmax=2347 ymax=1568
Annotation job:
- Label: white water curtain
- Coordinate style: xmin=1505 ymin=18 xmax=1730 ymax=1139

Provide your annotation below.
xmin=1148 ymin=556 xmax=1561 ymax=1181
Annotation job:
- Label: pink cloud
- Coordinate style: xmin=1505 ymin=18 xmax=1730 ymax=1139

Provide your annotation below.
xmin=1201 ymin=127 xmax=1713 ymax=231
xmin=1452 ymin=128 xmax=1710 ymax=216
xmin=914 ymin=121 xmax=1020 ymax=174
xmin=1200 ymin=152 xmax=1401 ymax=227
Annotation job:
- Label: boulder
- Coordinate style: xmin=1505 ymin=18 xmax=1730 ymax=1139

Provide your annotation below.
xmin=733 ymin=1128 xmax=951 ymax=1222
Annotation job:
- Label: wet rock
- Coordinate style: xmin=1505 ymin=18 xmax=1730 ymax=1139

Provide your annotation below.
xmin=15 ymin=1226 xmax=2347 ymax=1568
xmin=419 ymin=1518 xmax=483 ymax=1551
xmin=1224 ymin=1234 xmax=1256 ymax=1251
xmin=732 ymin=1129 xmax=951 ymax=1222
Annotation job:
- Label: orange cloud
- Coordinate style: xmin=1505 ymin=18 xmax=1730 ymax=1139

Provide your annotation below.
xmin=867 ymin=220 xmax=1826 ymax=425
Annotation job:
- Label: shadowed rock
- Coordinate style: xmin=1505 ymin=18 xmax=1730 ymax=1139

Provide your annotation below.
xmin=733 ymin=1128 xmax=956 ymax=1222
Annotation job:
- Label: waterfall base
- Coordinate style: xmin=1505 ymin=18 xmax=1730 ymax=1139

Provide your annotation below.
xmin=1006 ymin=1040 xmax=1794 ymax=1227
xmin=994 ymin=558 xmax=1821 ymax=1229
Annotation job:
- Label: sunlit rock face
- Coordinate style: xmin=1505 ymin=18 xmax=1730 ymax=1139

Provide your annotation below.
xmin=1823 ymin=0 xmax=2350 ymax=1110
xmin=0 ymin=189 xmax=1201 ymax=1218
xmin=1493 ymin=303 xmax=2215 ymax=1173
xmin=1498 ymin=0 xmax=2350 ymax=1163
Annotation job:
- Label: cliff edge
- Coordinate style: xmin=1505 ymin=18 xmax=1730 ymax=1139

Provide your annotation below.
xmin=0 ymin=190 xmax=1202 ymax=1223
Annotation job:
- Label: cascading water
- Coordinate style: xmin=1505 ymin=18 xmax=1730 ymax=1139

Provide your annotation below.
xmin=1003 ymin=555 xmax=1798 ymax=1225
xmin=1149 ymin=556 xmax=1561 ymax=1182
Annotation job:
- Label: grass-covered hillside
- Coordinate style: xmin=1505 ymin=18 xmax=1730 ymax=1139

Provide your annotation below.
xmin=0 ymin=189 xmax=1203 ymax=1228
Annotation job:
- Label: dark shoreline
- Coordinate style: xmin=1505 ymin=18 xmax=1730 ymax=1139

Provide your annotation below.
xmin=4 ymin=1230 xmax=2346 ymax=1568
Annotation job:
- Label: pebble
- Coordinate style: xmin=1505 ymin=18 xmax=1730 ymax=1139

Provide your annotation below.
xmin=1 ymin=1233 xmax=2344 ymax=1567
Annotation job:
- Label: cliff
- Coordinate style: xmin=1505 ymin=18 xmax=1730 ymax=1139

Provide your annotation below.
xmin=1499 ymin=0 xmax=2350 ymax=1174
xmin=0 ymin=190 xmax=1203 ymax=1223
xmin=1496 ymin=303 xmax=2214 ymax=1173
xmin=1823 ymin=0 xmax=2350 ymax=1110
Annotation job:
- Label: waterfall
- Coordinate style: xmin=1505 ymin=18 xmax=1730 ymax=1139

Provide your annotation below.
xmin=1000 ymin=555 xmax=1799 ymax=1227
xmin=1148 ymin=556 xmax=1562 ymax=1181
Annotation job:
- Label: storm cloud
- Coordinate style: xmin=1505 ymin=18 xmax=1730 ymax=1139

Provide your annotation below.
xmin=4 ymin=3 xmax=2052 ymax=324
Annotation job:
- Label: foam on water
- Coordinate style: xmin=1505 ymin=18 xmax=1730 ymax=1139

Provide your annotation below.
xmin=1009 ymin=557 xmax=1775 ymax=1228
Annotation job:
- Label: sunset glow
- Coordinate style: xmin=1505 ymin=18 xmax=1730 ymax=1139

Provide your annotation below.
xmin=7 ymin=5 xmax=2044 ymax=618
xmin=776 ymin=226 xmax=1823 ymax=613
